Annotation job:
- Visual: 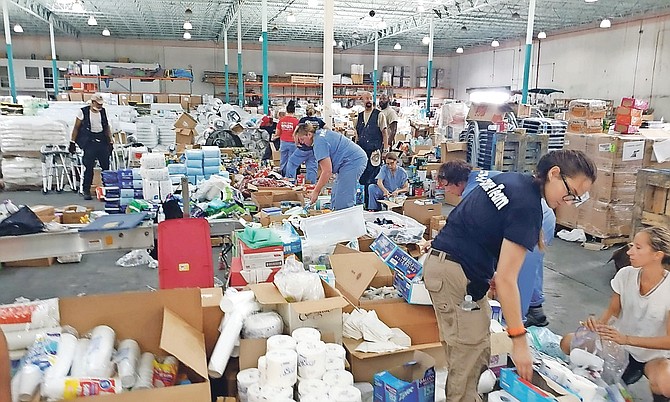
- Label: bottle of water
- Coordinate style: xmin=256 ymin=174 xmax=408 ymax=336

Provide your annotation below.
xmin=460 ymin=295 xmax=479 ymax=311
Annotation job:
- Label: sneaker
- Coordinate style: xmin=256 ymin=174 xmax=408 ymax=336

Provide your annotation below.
xmin=653 ymin=394 xmax=670 ymax=402
xmin=83 ymin=192 xmax=92 ymax=200
xmin=621 ymin=363 xmax=644 ymax=385
xmin=524 ymin=306 xmax=549 ymax=327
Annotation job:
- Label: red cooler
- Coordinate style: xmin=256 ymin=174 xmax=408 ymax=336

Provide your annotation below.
xmin=158 ymin=218 xmax=214 ymax=289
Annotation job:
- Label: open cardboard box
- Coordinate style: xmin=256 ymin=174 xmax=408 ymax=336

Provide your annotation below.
xmin=56 ymin=289 xmax=210 ymax=401
xmin=248 ymin=280 xmax=348 ymax=343
xmin=440 ymin=142 xmax=468 ymax=162
xmin=329 ymin=252 xmax=397 ymax=307
xmin=403 ymin=199 xmax=442 ymax=228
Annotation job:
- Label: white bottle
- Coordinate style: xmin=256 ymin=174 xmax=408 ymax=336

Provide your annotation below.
xmin=460 ymin=295 xmax=479 ymax=311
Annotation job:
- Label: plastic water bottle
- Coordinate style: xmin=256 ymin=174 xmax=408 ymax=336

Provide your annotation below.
xmin=460 ymin=295 xmax=479 ymax=311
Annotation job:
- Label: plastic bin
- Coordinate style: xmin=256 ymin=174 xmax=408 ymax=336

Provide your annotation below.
xmin=301 ymin=205 xmax=366 ymax=246
xmin=364 ymin=210 xmax=426 ymax=244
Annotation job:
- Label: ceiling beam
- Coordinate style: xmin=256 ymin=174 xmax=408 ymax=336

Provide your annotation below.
xmin=215 ymin=0 xmax=244 ymax=42
xmin=9 ymin=0 xmax=79 ymax=37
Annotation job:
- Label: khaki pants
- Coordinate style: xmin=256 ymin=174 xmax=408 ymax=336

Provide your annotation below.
xmin=424 ymin=251 xmax=491 ymax=402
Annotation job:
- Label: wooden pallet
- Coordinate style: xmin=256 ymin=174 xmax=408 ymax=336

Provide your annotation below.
xmin=290 ymin=75 xmax=320 ymax=84
xmin=556 ymin=223 xmax=629 ymax=248
xmin=632 ymin=169 xmax=670 ymax=236
xmin=493 ymin=133 xmax=549 ymax=173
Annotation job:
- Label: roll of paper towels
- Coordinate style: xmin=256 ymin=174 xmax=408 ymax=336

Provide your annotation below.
xmin=322 ymin=370 xmax=354 ymax=387
xmin=208 ymin=313 xmax=244 ymax=378
xmin=292 ymin=327 xmax=321 ymax=343
xmin=116 ymin=339 xmax=141 ymax=388
xmin=329 ymin=385 xmax=362 ymax=402
xmin=134 ymin=352 xmax=156 ymax=390
xmin=353 ymin=382 xmax=374 ymax=402
xmin=247 ymin=384 xmax=265 ymax=402
xmin=325 ymin=343 xmax=346 ymax=371
xmin=267 ymin=335 xmax=297 ymax=352
xmin=243 ymin=312 xmax=283 ymax=339
xmin=237 ymin=368 xmax=261 ymax=396
xmin=260 ymin=385 xmax=293 ymax=400
xmin=300 ymin=394 xmax=332 ymax=402
xmin=261 ymin=349 xmax=298 ymax=387
xmin=82 ymin=325 xmax=116 ymax=378
xmin=297 ymin=340 xmax=327 ymax=379
xmin=298 ymin=378 xmax=329 ymax=398
xmin=70 ymin=338 xmax=90 ymax=377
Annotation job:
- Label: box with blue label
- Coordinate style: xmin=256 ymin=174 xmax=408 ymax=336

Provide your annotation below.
xmin=373 ymin=350 xmax=436 ymax=402
xmin=499 ymin=369 xmax=580 ymax=402
xmin=393 ymin=270 xmax=432 ymax=305
xmin=370 ymin=233 xmax=423 ymax=280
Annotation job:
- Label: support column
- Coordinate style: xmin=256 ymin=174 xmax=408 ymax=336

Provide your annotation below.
xmin=261 ymin=0 xmax=269 ymax=114
xmin=2 ymin=0 xmax=17 ymax=103
xmin=224 ymin=29 xmax=230 ymax=103
xmin=426 ymin=18 xmax=434 ymax=114
xmin=373 ymin=34 xmax=378 ymax=105
xmin=237 ymin=11 xmax=243 ymax=107
xmin=521 ymin=0 xmax=536 ymax=104
xmin=49 ymin=18 xmax=59 ymax=96
xmin=322 ymin=0 xmax=334 ymax=126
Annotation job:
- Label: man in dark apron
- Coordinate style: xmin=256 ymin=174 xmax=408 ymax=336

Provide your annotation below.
xmin=69 ymin=94 xmax=113 ymax=200
xmin=355 ymin=91 xmax=387 ymax=207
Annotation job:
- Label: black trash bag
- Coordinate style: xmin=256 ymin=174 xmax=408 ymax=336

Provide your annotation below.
xmin=205 ymin=129 xmax=244 ymax=148
xmin=0 ymin=206 xmax=45 ymax=237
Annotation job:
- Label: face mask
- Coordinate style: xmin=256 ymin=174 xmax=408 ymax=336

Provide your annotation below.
xmin=365 ymin=101 xmax=373 ymax=109
xmin=92 ymin=105 xmax=102 ymax=112
xmin=298 ymin=144 xmax=313 ymax=151
xmin=379 ymin=101 xmax=389 ymax=109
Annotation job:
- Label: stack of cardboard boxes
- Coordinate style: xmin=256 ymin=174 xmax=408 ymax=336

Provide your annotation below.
xmin=615 ymin=97 xmax=649 ymax=134
xmin=566 ymin=99 xmax=606 ymax=134
xmin=174 ymin=113 xmax=198 ymax=152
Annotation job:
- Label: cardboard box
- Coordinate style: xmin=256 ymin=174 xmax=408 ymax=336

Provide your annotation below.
xmin=590 ymin=171 xmax=636 ymax=203
xmin=429 ymin=215 xmax=447 ymax=239
xmin=500 ymin=369 xmax=580 ymax=402
xmin=440 ymin=142 xmax=468 ymax=162
xmin=615 ymin=115 xmax=642 ymax=127
xmin=251 ymin=189 xmax=303 ymax=209
xmin=129 ymin=94 xmax=143 ymax=103
xmin=568 ymin=99 xmax=607 ymax=119
xmin=258 ymin=210 xmax=290 ymax=227
xmin=330 ymin=252 xmax=396 ymax=307
xmin=174 ymin=113 xmax=198 ymax=129
xmin=175 ymin=128 xmax=195 ymax=145
xmin=238 ymin=240 xmax=283 ymax=271
xmin=578 ymin=201 xmax=632 ymax=238
xmin=60 ymin=205 xmax=93 ymax=224
xmin=59 ymin=288 xmax=210 ymax=401
xmin=403 ymin=199 xmax=441 ymax=228
xmin=57 ymin=93 xmax=69 ymax=101
xmin=567 ymin=119 xmax=602 ymax=134
xmin=118 ymin=94 xmax=129 ymax=106
xmin=156 ymin=94 xmax=170 ymax=103
xmin=229 ymin=256 xmax=280 ymax=287
xmin=621 ymin=97 xmax=649 ymax=111
xmin=443 ymin=192 xmax=461 ymax=207
xmin=30 ymin=205 xmax=56 ymax=223
xmin=180 ymin=95 xmax=191 ymax=111
xmin=3 ymin=257 xmax=56 ymax=268
xmin=68 ymin=92 xmax=84 ymax=102
xmin=249 ymin=281 xmax=348 ymax=343
xmin=616 ymin=106 xmax=643 ymax=119
xmin=614 ymin=124 xmax=640 ymax=134
xmin=393 ymin=271 xmax=431 ymax=305
xmin=516 ymin=104 xmax=532 ymax=118
xmin=467 ymin=103 xmax=504 ymax=123
xmin=200 ymin=288 xmax=224 ymax=358
xmin=190 ymin=95 xmax=203 ymax=106
xmin=588 ymin=134 xmax=645 ymax=172
xmin=555 ymin=204 xmax=578 ymax=228
xmin=643 ymin=137 xmax=670 ymax=169
xmin=370 ymin=233 xmax=423 ymax=281
xmin=168 ymin=94 xmax=181 ymax=104
xmin=373 ymin=351 xmax=436 ymax=402
xmin=562 ymin=132 xmax=589 ymax=151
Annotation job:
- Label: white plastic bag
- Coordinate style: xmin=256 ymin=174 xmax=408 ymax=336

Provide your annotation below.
xmin=115 ymin=250 xmax=155 ymax=267
xmin=273 ymin=256 xmax=324 ymax=302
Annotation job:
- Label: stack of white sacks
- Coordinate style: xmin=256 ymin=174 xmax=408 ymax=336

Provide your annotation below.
xmin=134 ymin=116 xmax=158 ymax=148
xmin=237 ymin=328 xmax=370 ymax=402
xmin=140 ymin=152 xmax=172 ymax=202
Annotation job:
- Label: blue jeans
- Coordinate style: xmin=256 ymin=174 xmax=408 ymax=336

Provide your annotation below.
xmin=518 ymin=250 xmax=545 ymax=318
xmin=286 ymin=148 xmax=318 ymax=184
xmin=367 ymin=183 xmax=385 ymax=210
xmin=331 ymin=156 xmax=367 ymax=210
xmin=279 ymin=141 xmax=296 ymax=176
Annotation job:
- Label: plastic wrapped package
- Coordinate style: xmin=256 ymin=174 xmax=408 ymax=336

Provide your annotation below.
xmin=242 ymin=312 xmax=283 ymax=339
xmin=363 ymin=210 xmax=426 ymax=244
xmin=273 ymin=256 xmax=325 ymax=302
xmin=597 ymin=339 xmax=628 ymax=385
xmin=526 ymin=326 xmax=567 ymax=361
xmin=1 ymin=156 xmax=43 ymax=189
xmin=0 ymin=298 xmax=60 ymax=333
xmin=569 ymin=326 xmax=599 ymax=354
xmin=0 ymin=117 xmax=68 ymax=152
xmin=115 ymin=249 xmax=155 ymax=267
xmin=300 ymin=205 xmax=366 ymax=246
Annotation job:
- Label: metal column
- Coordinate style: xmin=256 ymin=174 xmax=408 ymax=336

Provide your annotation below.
xmin=521 ymin=0 xmax=536 ymax=104
xmin=426 ymin=18 xmax=434 ymax=114
xmin=261 ymin=0 xmax=269 ymax=115
xmin=373 ymin=34 xmax=378 ymax=105
xmin=237 ymin=11 xmax=243 ymax=107
xmin=322 ymin=0 xmax=334 ymax=126
xmin=2 ymin=0 xmax=17 ymax=103
xmin=49 ymin=18 xmax=59 ymax=96
xmin=224 ymin=29 xmax=230 ymax=103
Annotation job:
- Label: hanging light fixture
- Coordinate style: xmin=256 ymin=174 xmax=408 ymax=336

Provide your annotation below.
xmin=461 ymin=25 xmax=467 ymax=31
xmin=183 ymin=32 xmax=191 ymax=39
xmin=307 ymin=0 xmax=317 ymax=7
xmin=491 ymin=40 xmax=500 ymax=47
xmin=538 ymin=31 xmax=547 ymax=39
xmin=102 ymin=28 xmax=110 ymax=36
xmin=394 ymin=42 xmax=401 ymax=50
xmin=259 ymin=35 xmax=263 ymax=42
xmin=183 ymin=21 xmax=193 ymax=30
xmin=287 ymin=13 xmax=296 ymax=22
xmin=87 ymin=16 xmax=97 ymax=26
xmin=332 ymin=39 xmax=337 ymax=46
xmin=352 ymin=32 xmax=360 ymax=39
xmin=417 ymin=5 xmax=425 ymax=13
xmin=456 ymin=47 xmax=464 ymax=53
xmin=338 ymin=40 xmax=344 ymax=47
xmin=71 ymin=1 xmax=84 ymax=13
xmin=600 ymin=18 xmax=611 ymax=28
xmin=422 ymin=36 xmax=430 ymax=45
xmin=13 ymin=24 xmax=23 ymax=33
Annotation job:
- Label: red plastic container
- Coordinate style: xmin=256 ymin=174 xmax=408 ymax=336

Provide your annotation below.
xmin=158 ymin=218 xmax=214 ymax=289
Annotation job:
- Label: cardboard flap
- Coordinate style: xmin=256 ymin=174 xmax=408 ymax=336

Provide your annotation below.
xmin=386 ymin=351 xmax=435 ymax=381
xmin=290 ymin=295 xmax=349 ymax=314
xmin=248 ymin=282 xmax=288 ymax=305
xmin=200 ymin=287 xmax=223 ymax=308
xmin=343 ymin=337 xmax=442 ymax=359
xmin=445 ymin=142 xmax=468 ymax=152
xmin=160 ymin=308 xmax=208 ymax=378
xmin=330 ymin=254 xmax=385 ymax=300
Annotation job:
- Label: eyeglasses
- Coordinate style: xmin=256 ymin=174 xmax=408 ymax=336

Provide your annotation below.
xmin=561 ymin=175 xmax=582 ymax=203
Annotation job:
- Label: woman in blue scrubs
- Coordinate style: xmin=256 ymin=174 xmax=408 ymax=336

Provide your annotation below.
xmin=293 ymin=123 xmax=367 ymax=210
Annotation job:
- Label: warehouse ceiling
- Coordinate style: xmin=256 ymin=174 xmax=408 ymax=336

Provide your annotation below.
xmin=2 ymin=0 xmax=670 ymax=54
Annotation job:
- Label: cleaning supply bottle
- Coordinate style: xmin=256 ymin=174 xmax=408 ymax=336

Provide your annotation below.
xmin=460 ymin=295 xmax=479 ymax=311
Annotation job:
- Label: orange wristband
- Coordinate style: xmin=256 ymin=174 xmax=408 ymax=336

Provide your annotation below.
xmin=507 ymin=327 xmax=527 ymax=338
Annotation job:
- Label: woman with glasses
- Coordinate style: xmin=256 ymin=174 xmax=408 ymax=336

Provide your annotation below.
xmin=367 ymin=152 xmax=409 ymax=211
xmin=423 ymin=149 xmax=597 ymax=401
xmin=293 ymin=122 xmax=367 ymax=210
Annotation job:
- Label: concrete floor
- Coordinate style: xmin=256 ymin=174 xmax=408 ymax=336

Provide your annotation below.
xmin=0 ymin=190 xmax=652 ymax=401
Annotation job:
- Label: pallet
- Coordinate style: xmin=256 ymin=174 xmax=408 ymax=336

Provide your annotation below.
xmin=490 ymin=133 xmax=549 ymax=173
xmin=556 ymin=223 xmax=629 ymax=248
xmin=632 ymin=169 xmax=670 ymax=237
xmin=290 ymin=75 xmax=320 ymax=85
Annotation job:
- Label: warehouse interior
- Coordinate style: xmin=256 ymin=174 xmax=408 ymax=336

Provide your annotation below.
xmin=1 ymin=0 xmax=670 ymax=401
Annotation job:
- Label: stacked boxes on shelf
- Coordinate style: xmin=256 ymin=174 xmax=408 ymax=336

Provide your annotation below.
xmin=386 ymin=65 xmax=411 ymax=88
xmin=140 ymin=152 xmax=172 ymax=202
xmin=567 ymin=99 xmax=606 ymax=134
xmin=416 ymin=67 xmax=446 ymax=88
xmin=351 ymin=64 xmax=364 ymax=85
xmin=615 ymin=97 xmax=649 ymax=134
xmin=557 ymin=132 xmax=645 ymax=238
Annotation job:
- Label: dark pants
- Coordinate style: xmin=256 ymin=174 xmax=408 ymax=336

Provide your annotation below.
xmin=82 ymin=140 xmax=111 ymax=193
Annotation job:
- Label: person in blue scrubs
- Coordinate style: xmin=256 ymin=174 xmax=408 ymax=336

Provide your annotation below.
xmin=438 ymin=160 xmax=557 ymax=327
xmin=293 ymin=123 xmax=367 ymax=210
xmin=367 ymin=152 xmax=409 ymax=211
xmin=284 ymin=105 xmax=324 ymax=184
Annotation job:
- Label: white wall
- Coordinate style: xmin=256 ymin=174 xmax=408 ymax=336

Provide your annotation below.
xmin=451 ymin=14 xmax=670 ymax=118
xmin=0 ymin=35 xmax=450 ymax=96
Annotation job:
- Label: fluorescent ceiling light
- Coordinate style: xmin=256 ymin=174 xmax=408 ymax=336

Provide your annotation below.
xmin=183 ymin=21 xmax=192 ymax=30
xmin=102 ymin=28 xmax=110 ymax=36
xmin=287 ymin=13 xmax=296 ymax=23
xmin=13 ymin=24 xmax=23 ymax=33
xmin=584 ymin=0 xmax=598 ymax=2
xmin=491 ymin=40 xmax=500 ymax=47
xmin=359 ymin=15 xmax=386 ymax=30
xmin=456 ymin=47 xmax=464 ymax=53
xmin=394 ymin=42 xmax=401 ymax=50
xmin=307 ymin=0 xmax=318 ymax=7
xmin=417 ymin=5 xmax=425 ymax=12
xmin=259 ymin=35 xmax=263 ymax=42
xmin=422 ymin=36 xmax=430 ymax=45
xmin=469 ymin=89 xmax=510 ymax=104
xmin=87 ymin=16 xmax=97 ymax=26
xmin=71 ymin=1 xmax=84 ymax=13
xmin=600 ymin=18 xmax=611 ymax=28
xmin=183 ymin=31 xmax=191 ymax=39
xmin=538 ymin=31 xmax=547 ymax=39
